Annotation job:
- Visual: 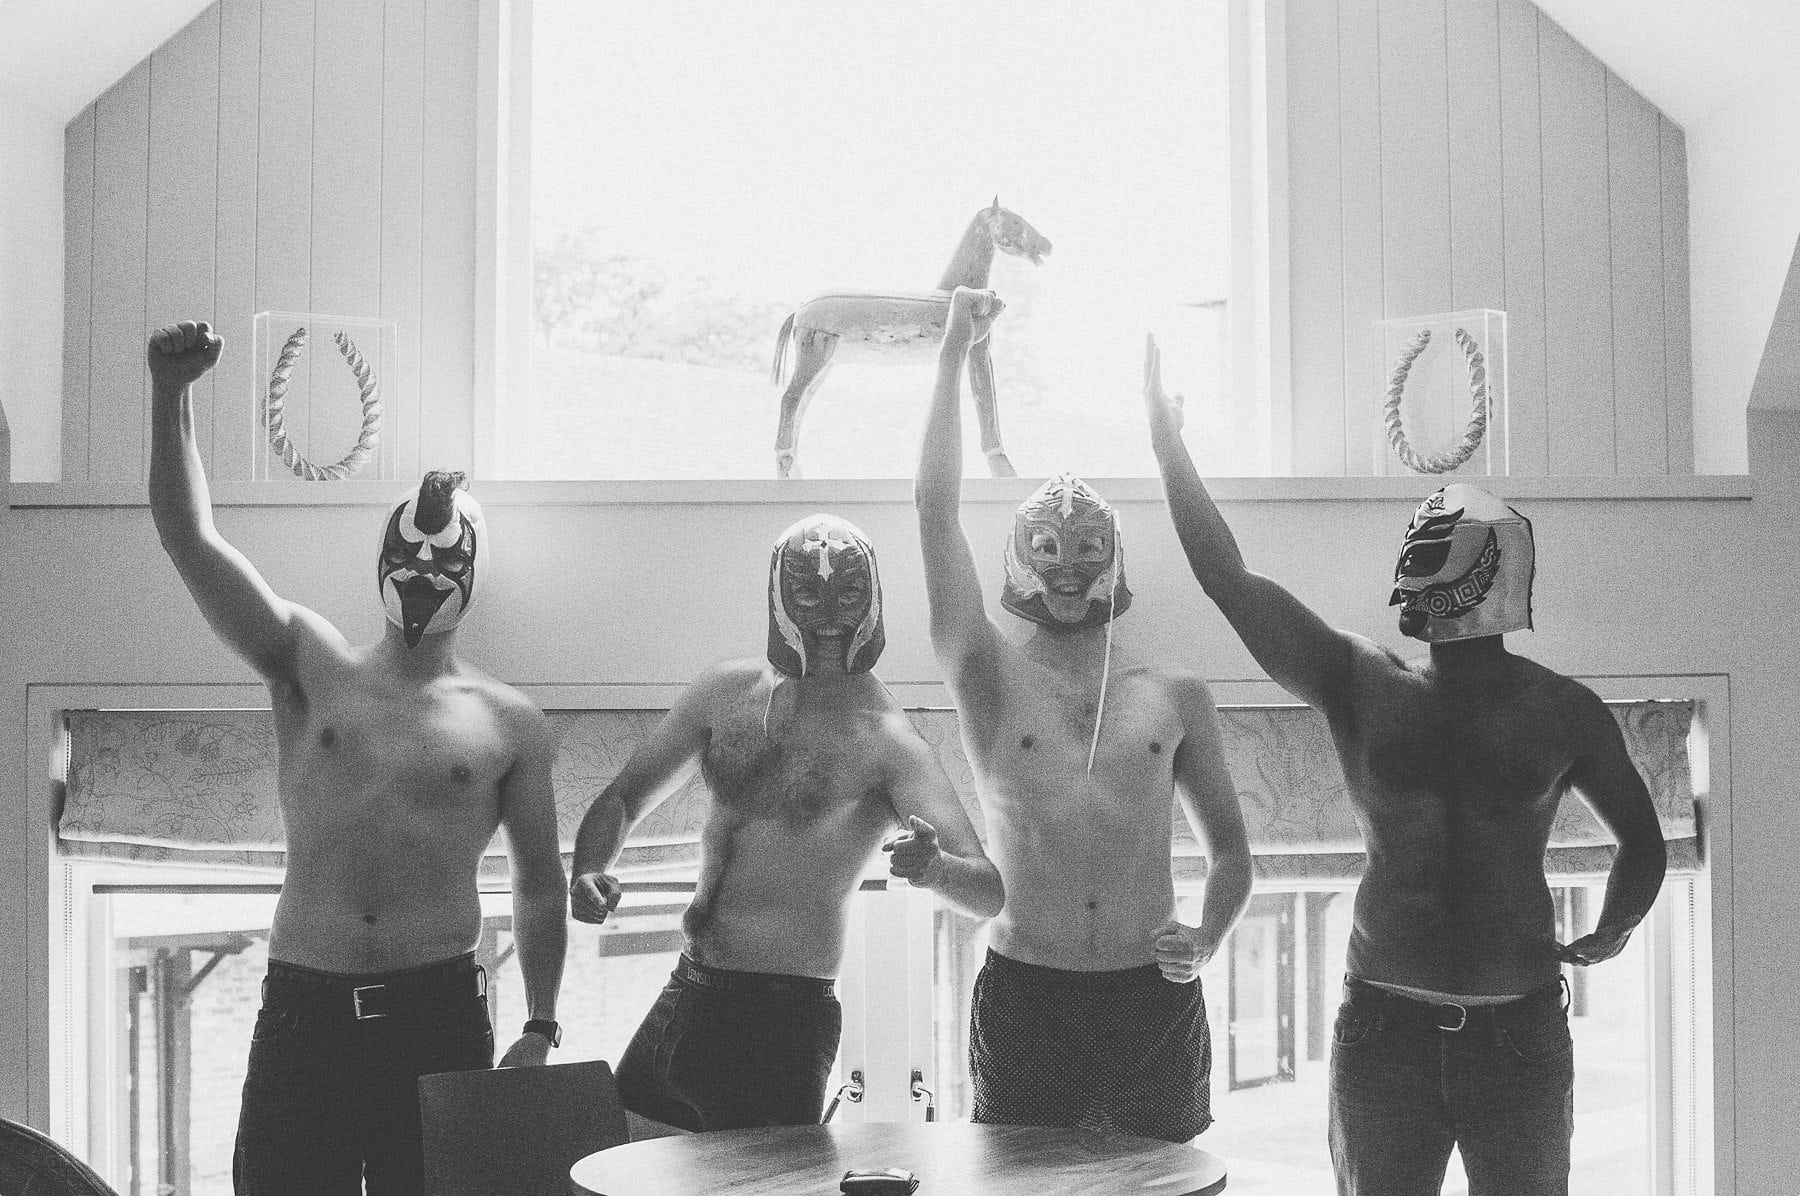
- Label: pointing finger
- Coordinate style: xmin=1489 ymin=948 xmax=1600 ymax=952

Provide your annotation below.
xmin=907 ymin=815 xmax=938 ymax=843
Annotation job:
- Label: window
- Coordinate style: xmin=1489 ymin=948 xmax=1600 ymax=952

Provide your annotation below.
xmin=512 ymin=0 xmax=1236 ymax=480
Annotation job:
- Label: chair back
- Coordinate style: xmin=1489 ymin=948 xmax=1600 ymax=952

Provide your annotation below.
xmin=0 ymin=1118 xmax=121 ymax=1196
xmin=419 ymin=1060 xmax=629 ymax=1195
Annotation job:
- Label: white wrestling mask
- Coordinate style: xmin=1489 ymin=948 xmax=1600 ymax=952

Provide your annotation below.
xmin=378 ymin=472 xmax=486 ymax=648
xmin=767 ymin=514 xmax=885 ymax=676
xmin=1390 ymin=484 xmax=1534 ymax=642
xmin=1001 ymin=473 xmax=1132 ymax=629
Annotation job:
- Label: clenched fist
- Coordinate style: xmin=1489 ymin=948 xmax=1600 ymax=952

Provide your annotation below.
xmin=1153 ymin=920 xmax=1215 ymax=984
xmin=942 ymin=286 xmax=1004 ymax=354
xmin=883 ymin=815 xmax=944 ymax=887
xmin=147 ymin=320 xmax=223 ymax=390
xmin=569 ymin=870 xmax=624 ymax=924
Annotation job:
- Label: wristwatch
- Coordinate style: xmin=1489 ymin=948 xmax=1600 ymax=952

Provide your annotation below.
xmin=522 ymin=1018 xmax=562 ymax=1048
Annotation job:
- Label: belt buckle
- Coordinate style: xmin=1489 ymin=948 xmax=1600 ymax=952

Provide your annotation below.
xmin=1435 ymin=1001 xmax=1468 ymax=1032
xmin=352 ymin=984 xmax=389 ymax=1020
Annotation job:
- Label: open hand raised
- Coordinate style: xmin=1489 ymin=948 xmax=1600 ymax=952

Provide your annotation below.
xmin=1143 ymin=333 xmax=1185 ymax=431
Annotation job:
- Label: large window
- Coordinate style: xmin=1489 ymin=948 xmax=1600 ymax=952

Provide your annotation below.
xmin=513 ymin=0 xmax=1235 ymax=480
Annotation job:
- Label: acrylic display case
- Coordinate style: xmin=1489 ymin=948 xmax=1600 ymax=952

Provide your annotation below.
xmin=251 ymin=311 xmax=397 ymax=482
xmin=1372 ymin=309 xmax=1507 ymax=477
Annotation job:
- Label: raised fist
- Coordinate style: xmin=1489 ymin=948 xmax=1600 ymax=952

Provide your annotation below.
xmin=569 ymin=870 xmax=624 ymax=924
xmin=943 ymin=286 xmax=1004 ymax=353
xmin=1143 ymin=333 xmax=1186 ymax=431
xmin=147 ymin=320 xmax=223 ymax=390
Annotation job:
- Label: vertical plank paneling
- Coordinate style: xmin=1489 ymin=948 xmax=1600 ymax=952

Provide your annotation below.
xmin=257 ymin=0 xmax=316 ymax=477
xmin=382 ymin=0 xmax=427 ymax=482
xmin=1286 ymin=0 xmax=1346 ymax=474
xmin=1661 ymin=116 xmax=1693 ymax=474
xmin=1377 ymin=0 xmax=1452 ymax=321
xmin=146 ymin=9 xmax=222 ymax=476
xmin=309 ymin=0 xmax=386 ymax=471
xmin=1496 ymin=0 xmax=1547 ymax=475
xmin=1445 ymin=0 xmax=1504 ymax=311
xmin=1607 ymin=73 xmax=1668 ymax=475
xmin=214 ymin=0 xmax=264 ymax=480
xmin=1536 ymin=12 xmax=1614 ymax=474
xmin=88 ymin=62 xmax=153 ymax=482
xmin=1338 ymin=0 xmax=1386 ymax=474
xmin=420 ymin=2 xmax=479 ymax=473
xmin=62 ymin=107 xmax=96 ymax=483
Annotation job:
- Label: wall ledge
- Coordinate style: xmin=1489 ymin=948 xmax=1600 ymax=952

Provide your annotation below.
xmin=4 ymin=474 xmax=1756 ymax=510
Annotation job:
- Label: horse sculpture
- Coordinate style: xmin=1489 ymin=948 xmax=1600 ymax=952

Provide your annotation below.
xmin=770 ymin=198 xmax=1052 ymax=478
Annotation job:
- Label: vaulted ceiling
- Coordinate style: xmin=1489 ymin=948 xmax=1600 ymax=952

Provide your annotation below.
xmin=0 ymin=0 xmax=212 ymax=122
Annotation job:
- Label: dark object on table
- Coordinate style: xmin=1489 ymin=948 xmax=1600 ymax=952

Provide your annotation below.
xmin=841 ymin=1166 xmax=921 ymax=1194
xmin=419 ymin=1059 xmax=628 ymax=1195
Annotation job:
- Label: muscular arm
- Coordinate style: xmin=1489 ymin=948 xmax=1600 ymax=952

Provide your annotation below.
xmin=1142 ymin=335 xmax=1352 ymax=712
xmin=568 ymin=668 xmax=721 ymax=923
xmin=914 ymin=288 xmax=1003 ymax=680
xmin=1558 ymin=689 xmax=1667 ymax=965
xmin=147 ymin=321 xmax=343 ymax=679
xmin=1167 ymin=675 xmax=1252 ymax=968
xmin=496 ymin=702 xmax=567 ymax=1065
xmin=882 ymin=722 xmax=1004 ymax=919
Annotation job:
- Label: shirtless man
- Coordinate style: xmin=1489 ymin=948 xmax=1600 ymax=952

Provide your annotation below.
xmin=1140 ymin=335 xmax=1667 ymax=1194
xmin=147 ymin=321 xmax=567 ymax=1196
xmin=916 ymin=288 xmax=1252 ymax=1143
xmin=568 ymin=513 xmax=1002 ymax=1132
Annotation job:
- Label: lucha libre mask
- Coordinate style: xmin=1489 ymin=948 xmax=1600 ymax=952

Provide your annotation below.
xmin=767 ymin=514 xmax=885 ymax=676
xmin=378 ymin=472 xmax=486 ymax=648
xmin=1389 ymin=484 xmax=1534 ymax=642
xmin=1000 ymin=473 xmax=1132 ymax=629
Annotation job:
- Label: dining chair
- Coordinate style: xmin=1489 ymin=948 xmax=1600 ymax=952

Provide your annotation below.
xmin=419 ymin=1059 xmax=630 ymax=1195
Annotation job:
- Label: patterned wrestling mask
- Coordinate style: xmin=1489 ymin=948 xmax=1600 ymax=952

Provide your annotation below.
xmin=1390 ymin=484 xmax=1534 ymax=642
xmin=378 ymin=471 xmax=486 ymax=648
xmin=1001 ymin=473 xmax=1132 ymax=629
xmin=768 ymin=514 xmax=885 ymax=676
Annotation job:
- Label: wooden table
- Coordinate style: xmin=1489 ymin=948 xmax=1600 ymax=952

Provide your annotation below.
xmin=569 ymin=1123 xmax=1226 ymax=1195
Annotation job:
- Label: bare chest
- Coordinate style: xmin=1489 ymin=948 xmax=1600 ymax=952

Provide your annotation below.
xmin=701 ymin=708 xmax=892 ymax=828
xmin=1345 ymin=688 xmax=1575 ymax=816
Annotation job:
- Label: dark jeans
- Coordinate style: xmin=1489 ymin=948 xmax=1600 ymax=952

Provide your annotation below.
xmin=0 ymin=1117 xmax=117 ymax=1196
xmin=615 ymin=955 xmax=841 ymax=1131
xmin=1329 ymin=977 xmax=1574 ymax=1196
xmin=233 ymin=954 xmax=493 ymax=1196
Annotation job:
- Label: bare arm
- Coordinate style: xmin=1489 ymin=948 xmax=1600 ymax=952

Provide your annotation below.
xmin=1155 ymin=674 xmax=1253 ymax=981
xmin=495 ymin=701 xmax=567 ymax=1066
xmin=881 ymin=719 xmax=1005 ymax=919
xmin=567 ymin=667 xmax=723 ymax=923
xmin=914 ymin=287 xmax=1004 ymax=677
xmin=1142 ymin=335 xmax=1353 ymax=712
xmin=1557 ymin=689 xmax=1667 ymax=965
xmin=147 ymin=321 xmax=341 ymax=678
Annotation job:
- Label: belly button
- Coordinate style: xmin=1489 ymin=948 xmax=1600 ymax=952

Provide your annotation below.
xmin=1020 ymin=734 xmax=1035 ymax=751
xmin=361 ymin=914 xmax=377 ymax=925
xmin=320 ymin=727 xmax=336 ymax=749
xmin=1149 ymin=741 xmax=1162 ymax=754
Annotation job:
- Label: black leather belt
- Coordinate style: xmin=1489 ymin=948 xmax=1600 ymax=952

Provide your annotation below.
xmin=262 ymin=954 xmax=485 ymax=1021
xmin=1343 ymin=975 xmax=1565 ymax=1033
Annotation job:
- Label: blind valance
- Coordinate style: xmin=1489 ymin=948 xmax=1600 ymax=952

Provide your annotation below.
xmin=57 ymin=700 xmax=1697 ymax=880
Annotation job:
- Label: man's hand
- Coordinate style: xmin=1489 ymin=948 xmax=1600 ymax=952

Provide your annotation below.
xmin=1553 ymin=921 xmax=1636 ymax=967
xmin=1153 ymin=920 xmax=1216 ymax=984
xmin=883 ymin=815 xmax=944 ymax=887
xmin=569 ymin=870 xmax=623 ymax=924
xmin=1143 ymin=333 xmax=1185 ymax=432
xmin=942 ymin=286 xmax=1004 ymax=354
xmin=497 ymin=1032 xmax=552 ymax=1068
xmin=147 ymin=320 xmax=223 ymax=391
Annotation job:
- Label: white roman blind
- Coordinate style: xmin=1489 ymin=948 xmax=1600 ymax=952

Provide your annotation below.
xmin=56 ymin=702 xmax=1698 ymax=879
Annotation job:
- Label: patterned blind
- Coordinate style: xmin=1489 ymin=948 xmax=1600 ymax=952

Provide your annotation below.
xmin=57 ymin=701 xmax=1697 ymax=880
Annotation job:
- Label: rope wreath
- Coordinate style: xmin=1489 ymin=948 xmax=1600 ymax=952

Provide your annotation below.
xmin=263 ymin=327 xmax=383 ymax=480
xmin=1382 ymin=326 xmax=1489 ymax=474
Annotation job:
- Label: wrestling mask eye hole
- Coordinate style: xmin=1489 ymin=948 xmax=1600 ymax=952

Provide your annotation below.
xmin=1398 ymin=541 xmax=1453 ymax=577
xmin=440 ymin=558 xmax=467 ymax=576
xmin=1029 ymin=533 xmax=1059 ymax=557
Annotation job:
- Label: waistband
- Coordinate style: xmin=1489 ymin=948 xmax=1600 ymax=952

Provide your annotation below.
xmin=983 ymin=948 xmax=1166 ymax=991
xmin=674 ymin=954 xmax=835 ymax=999
xmin=1343 ymin=975 xmax=1566 ymax=1033
xmin=263 ymin=952 xmax=484 ymax=1020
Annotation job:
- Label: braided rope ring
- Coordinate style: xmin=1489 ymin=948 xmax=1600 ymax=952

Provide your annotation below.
xmin=264 ymin=326 xmax=383 ymax=481
xmin=1382 ymin=326 xmax=1489 ymax=474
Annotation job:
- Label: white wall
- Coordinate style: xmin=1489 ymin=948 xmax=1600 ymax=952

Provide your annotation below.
xmin=0 ymin=91 xmax=64 ymax=483
xmin=1687 ymin=76 xmax=1800 ymax=472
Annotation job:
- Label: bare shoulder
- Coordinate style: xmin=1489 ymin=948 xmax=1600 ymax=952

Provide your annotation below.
xmin=1520 ymin=661 xmax=1614 ymax=728
xmin=692 ymin=657 xmax=772 ymax=707
xmin=455 ymin=667 xmax=555 ymax=744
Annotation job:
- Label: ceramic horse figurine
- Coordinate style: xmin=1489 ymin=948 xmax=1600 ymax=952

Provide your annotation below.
xmin=769 ymin=199 xmax=1052 ymax=478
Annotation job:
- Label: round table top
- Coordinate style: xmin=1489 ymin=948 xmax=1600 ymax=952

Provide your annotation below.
xmin=569 ymin=1122 xmax=1227 ymax=1196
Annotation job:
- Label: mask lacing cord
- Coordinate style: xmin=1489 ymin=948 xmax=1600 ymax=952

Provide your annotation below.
xmin=762 ymin=675 xmax=784 ymax=742
xmin=1085 ymin=583 xmax=1117 ymax=777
